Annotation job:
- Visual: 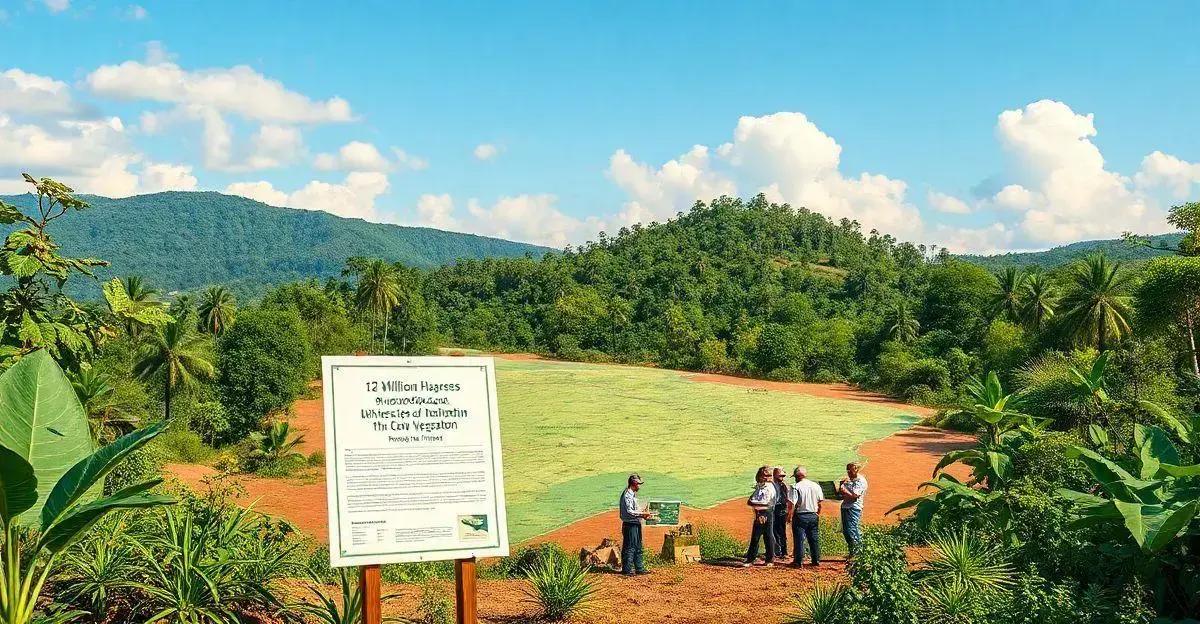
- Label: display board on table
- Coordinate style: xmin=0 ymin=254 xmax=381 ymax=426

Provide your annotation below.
xmin=819 ymin=480 xmax=844 ymax=500
xmin=322 ymin=355 xmax=509 ymax=567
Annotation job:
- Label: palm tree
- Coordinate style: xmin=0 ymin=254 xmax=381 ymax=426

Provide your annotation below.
xmin=354 ymin=259 xmax=400 ymax=350
xmin=988 ymin=267 xmax=1026 ymax=322
xmin=133 ymin=321 xmax=214 ymax=421
xmin=1059 ymin=254 xmax=1134 ymax=351
xmin=1020 ymin=272 xmax=1057 ymax=331
xmin=120 ymin=275 xmax=159 ymax=339
xmin=886 ymin=301 xmax=920 ymax=343
xmin=169 ymin=293 xmax=194 ymax=320
xmin=69 ymin=367 xmax=138 ymax=443
xmin=197 ymin=286 xmax=237 ymax=335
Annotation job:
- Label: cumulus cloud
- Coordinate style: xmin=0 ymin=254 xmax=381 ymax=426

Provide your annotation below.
xmin=408 ymin=193 xmax=601 ymax=247
xmin=1135 ymin=150 xmax=1200 ymax=199
xmin=225 ymin=172 xmax=391 ymax=221
xmin=314 ymin=141 xmax=427 ymax=173
xmin=0 ymin=69 xmax=87 ymax=117
xmin=139 ymin=162 xmax=198 ymax=193
xmin=986 ymin=99 xmax=1165 ymax=245
xmin=473 ymin=143 xmax=501 ymax=161
xmin=928 ymin=191 xmax=972 ymax=214
xmin=87 ymin=59 xmax=353 ymax=124
xmin=42 ymin=0 xmax=69 ymax=13
xmin=608 ymin=113 xmax=923 ymax=239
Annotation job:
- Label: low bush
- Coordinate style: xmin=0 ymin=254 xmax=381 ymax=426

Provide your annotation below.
xmin=767 ymin=366 xmax=806 ymax=382
xmin=695 ymin=522 xmax=745 ymax=560
xmin=308 ymin=450 xmax=326 ymax=467
xmin=522 ymin=551 xmax=598 ymax=621
xmin=416 ymin=580 xmax=454 ymax=624
xmin=784 ymin=583 xmax=851 ymax=624
xmin=484 ymin=542 xmax=571 ymax=579
xmin=254 ymin=453 xmax=310 ymax=478
xmin=152 ymin=422 xmax=217 ymax=463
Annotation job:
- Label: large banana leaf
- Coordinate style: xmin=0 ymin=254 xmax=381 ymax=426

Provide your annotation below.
xmin=0 ymin=444 xmax=37 ymax=526
xmin=38 ymin=479 xmax=171 ymax=554
xmin=40 ymin=420 xmax=167 ymax=532
xmin=0 ymin=350 xmax=94 ymax=522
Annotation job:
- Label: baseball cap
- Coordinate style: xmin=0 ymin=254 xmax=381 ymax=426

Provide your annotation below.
xmin=628 ymin=473 xmax=644 ymax=485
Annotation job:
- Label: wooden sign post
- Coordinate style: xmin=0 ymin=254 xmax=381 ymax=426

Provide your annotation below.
xmin=360 ymin=564 xmax=382 ymax=624
xmin=455 ymin=557 xmax=478 ymax=624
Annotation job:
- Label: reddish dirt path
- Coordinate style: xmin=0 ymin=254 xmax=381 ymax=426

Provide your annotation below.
xmin=166 ymin=361 xmax=972 ymax=548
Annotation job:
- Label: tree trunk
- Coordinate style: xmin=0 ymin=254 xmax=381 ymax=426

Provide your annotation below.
xmin=1187 ymin=306 xmax=1200 ymax=378
xmin=164 ymin=375 xmax=172 ymax=422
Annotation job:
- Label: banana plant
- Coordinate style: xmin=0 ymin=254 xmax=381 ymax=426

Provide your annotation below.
xmin=1060 ymin=424 xmax=1200 ymax=554
xmin=0 ymin=350 xmax=173 ymax=624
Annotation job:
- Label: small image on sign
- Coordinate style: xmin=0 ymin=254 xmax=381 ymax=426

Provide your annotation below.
xmin=458 ymin=514 xmax=490 ymax=541
xmin=645 ymin=500 xmax=681 ymax=526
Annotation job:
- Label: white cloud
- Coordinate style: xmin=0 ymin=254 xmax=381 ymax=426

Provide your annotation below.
xmin=139 ymin=162 xmax=197 ymax=193
xmin=87 ymin=59 xmax=353 ymax=124
xmin=43 ymin=0 xmax=70 ymax=13
xmin=225 ymin=172 xmax=390 ymax=221
xmin=927 ymin=191 xmax=972 ymax=214
xmin=414 ymin=193 xmax=459 ymax=230
xmin=125 ymin=4 xmax=148 ymax=20
xmin=408 ymin=193 xmax=600 ymax=247
xmin=608 ymin=113 xmax=923 ymax=239
xmin=1135 ymin=150 xmax=1200 ymax=199
xmin=989 ymin=99 xmax=1165 ymax=245
xmin=0 ymin=114 xmax=128 ymax=172
xmin=473 ymin=143 xmax=501 ymax=161
xmin=0 ymin=69 xmax=86 ymax=116
xmin=224 ymin=181 xmax=288 ymax=207
xmin=314 ymin=141 xmax=427 ymax=172
xmin=246 ymin=124 xmax=304 ymax=170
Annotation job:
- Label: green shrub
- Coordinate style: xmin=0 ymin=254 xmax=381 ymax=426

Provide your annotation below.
xmin=416 ymin=580 xmax=453 ymax=624
xmin=695 ymin=522 xmax=745 ymax=560
xmin=217 ymin=307 xmax=312 ymax=442
xmin=380 ymin=561 xmax=454 ymax=583
xmin=1010 ymin=432 xmax=1090 ymax=491
xmin=485 ymin=542 xmax=570 ymax=579
xmin=522 ymin=551 xmax=597 ymax=621
xmin=809 ymin=368 xmax=841 ymax=383
xmin=152 ymin=422 xmax=217 ymax=463
xmin=308 ymin=450 xmax=326 ymax=467
xmin=255 ymin=453 xmax=309 ymax=478
xmin=767 ymin=366 xmax=806 ymax=382
xmin=104 ymin=445 xmax=164 ymax=494
xmin=784 ymin=583 xmax=852 ymax=624
xmin=843 ymin=529 xmax=919 ymax=624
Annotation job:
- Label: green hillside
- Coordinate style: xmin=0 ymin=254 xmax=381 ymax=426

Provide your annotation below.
xmin=0 ymin=191 xmax=550 ymax=297
xmin=959 ymin=233 xmax=1182 ymax=271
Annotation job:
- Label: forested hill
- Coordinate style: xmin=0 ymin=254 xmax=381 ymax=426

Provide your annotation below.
xmin=0 ymin=191 xmax=550 ymax=297
xmin=959 ymin=232 xmax=1181 ymax=271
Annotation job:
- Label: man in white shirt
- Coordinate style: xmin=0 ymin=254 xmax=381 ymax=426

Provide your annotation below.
xmin=786 ymin=465 xmax=824 ymax=566
xmin=742 ymin=465 xmax=777 ymax=567
xmin=837 ymin=462 xmax=868 ymax=556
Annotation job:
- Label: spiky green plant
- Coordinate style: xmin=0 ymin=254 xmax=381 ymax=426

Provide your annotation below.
xmin=522 ymin=551 xmax=597 ymax=621
xmin=783 ymin=583 xmax=849 ymax=624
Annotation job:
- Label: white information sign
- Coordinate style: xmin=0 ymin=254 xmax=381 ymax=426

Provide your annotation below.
xmin=323 ymin=355 xmax=509 ymax=567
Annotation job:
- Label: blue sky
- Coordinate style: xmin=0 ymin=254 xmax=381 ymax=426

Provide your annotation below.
xmin=0 ymin=1 xmax=1197 ymax=252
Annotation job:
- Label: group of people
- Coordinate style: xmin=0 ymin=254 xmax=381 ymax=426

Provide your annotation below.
xmin=614 ymin=462 xmax=867 ymax=576
xmin=743 ymin=462 xmax=866 ymax=568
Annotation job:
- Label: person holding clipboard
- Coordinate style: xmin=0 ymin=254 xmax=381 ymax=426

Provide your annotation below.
xmin=837 ymin=462 xmax=868 ymax=556
xmin=619 ymin=473 xmax=655 ymax=576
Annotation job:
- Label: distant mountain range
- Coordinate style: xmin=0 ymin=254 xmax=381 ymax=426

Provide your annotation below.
xmin=0 ymin=191 xmax=551 ymax=298
xmin=959 ymin=233 xmax=1183 ymax=271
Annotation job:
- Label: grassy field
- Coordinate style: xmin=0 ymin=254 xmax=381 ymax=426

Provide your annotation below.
xmin=494 ymin=359 xmax=921 ymax=541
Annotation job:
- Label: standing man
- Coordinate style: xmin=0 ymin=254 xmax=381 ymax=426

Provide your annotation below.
xmin=742 ymin=466 xmax=777 ymax=567
xmin=838 ymin=462 xmax=868 ymax=556
xmin=786 ymin=466 xmax=823 ymax=567
xmin=771 ymin=467 xmax=789 ymax=560
xmin=619 ymin=473 xmax=653 ymax=576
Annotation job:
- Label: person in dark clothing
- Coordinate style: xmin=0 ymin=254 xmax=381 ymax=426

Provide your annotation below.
xmin=771 ymin=467 xmax=790 ymax=559
xmin=742 ymin=465 xmax=777 ymax=567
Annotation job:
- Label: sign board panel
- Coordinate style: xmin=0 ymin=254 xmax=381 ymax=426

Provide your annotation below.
xmin=645 ymin=500 xmax=681 ymax=526
xmin=323 ymin=356 xmax=509 ymax=567
xmin=819 ymin=480 xmax=843 ymax=500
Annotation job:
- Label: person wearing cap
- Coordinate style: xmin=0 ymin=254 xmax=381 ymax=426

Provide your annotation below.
xmin=838 ymin=462 xmax=868 ymax=556
xmin=742 ymin=465 xmax=777 ymax=567
xmin=786 ymin=465 xmax=824 ymax=566
xmin=619 ymin=473 xmax=653 ymax=576
xmin=771 ymin=467 xmax=790 ymax=560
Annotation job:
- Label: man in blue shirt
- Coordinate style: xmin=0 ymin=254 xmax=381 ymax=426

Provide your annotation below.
xmin=619 ymin=473 xmax=653 ymax=576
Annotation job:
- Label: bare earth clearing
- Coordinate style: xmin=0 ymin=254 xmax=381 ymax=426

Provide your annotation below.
xmin=165 ymin=356 xmax=973 ymax=623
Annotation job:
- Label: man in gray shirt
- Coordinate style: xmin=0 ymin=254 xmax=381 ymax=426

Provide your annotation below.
xmin=619 ymin=473 xmax=653 ymax=576
xmin=838 ymin=462 xmax=868 ymax=556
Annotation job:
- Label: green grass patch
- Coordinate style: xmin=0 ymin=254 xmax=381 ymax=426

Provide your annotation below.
xmin=494 ymin=359 xmax=920 ymax=541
